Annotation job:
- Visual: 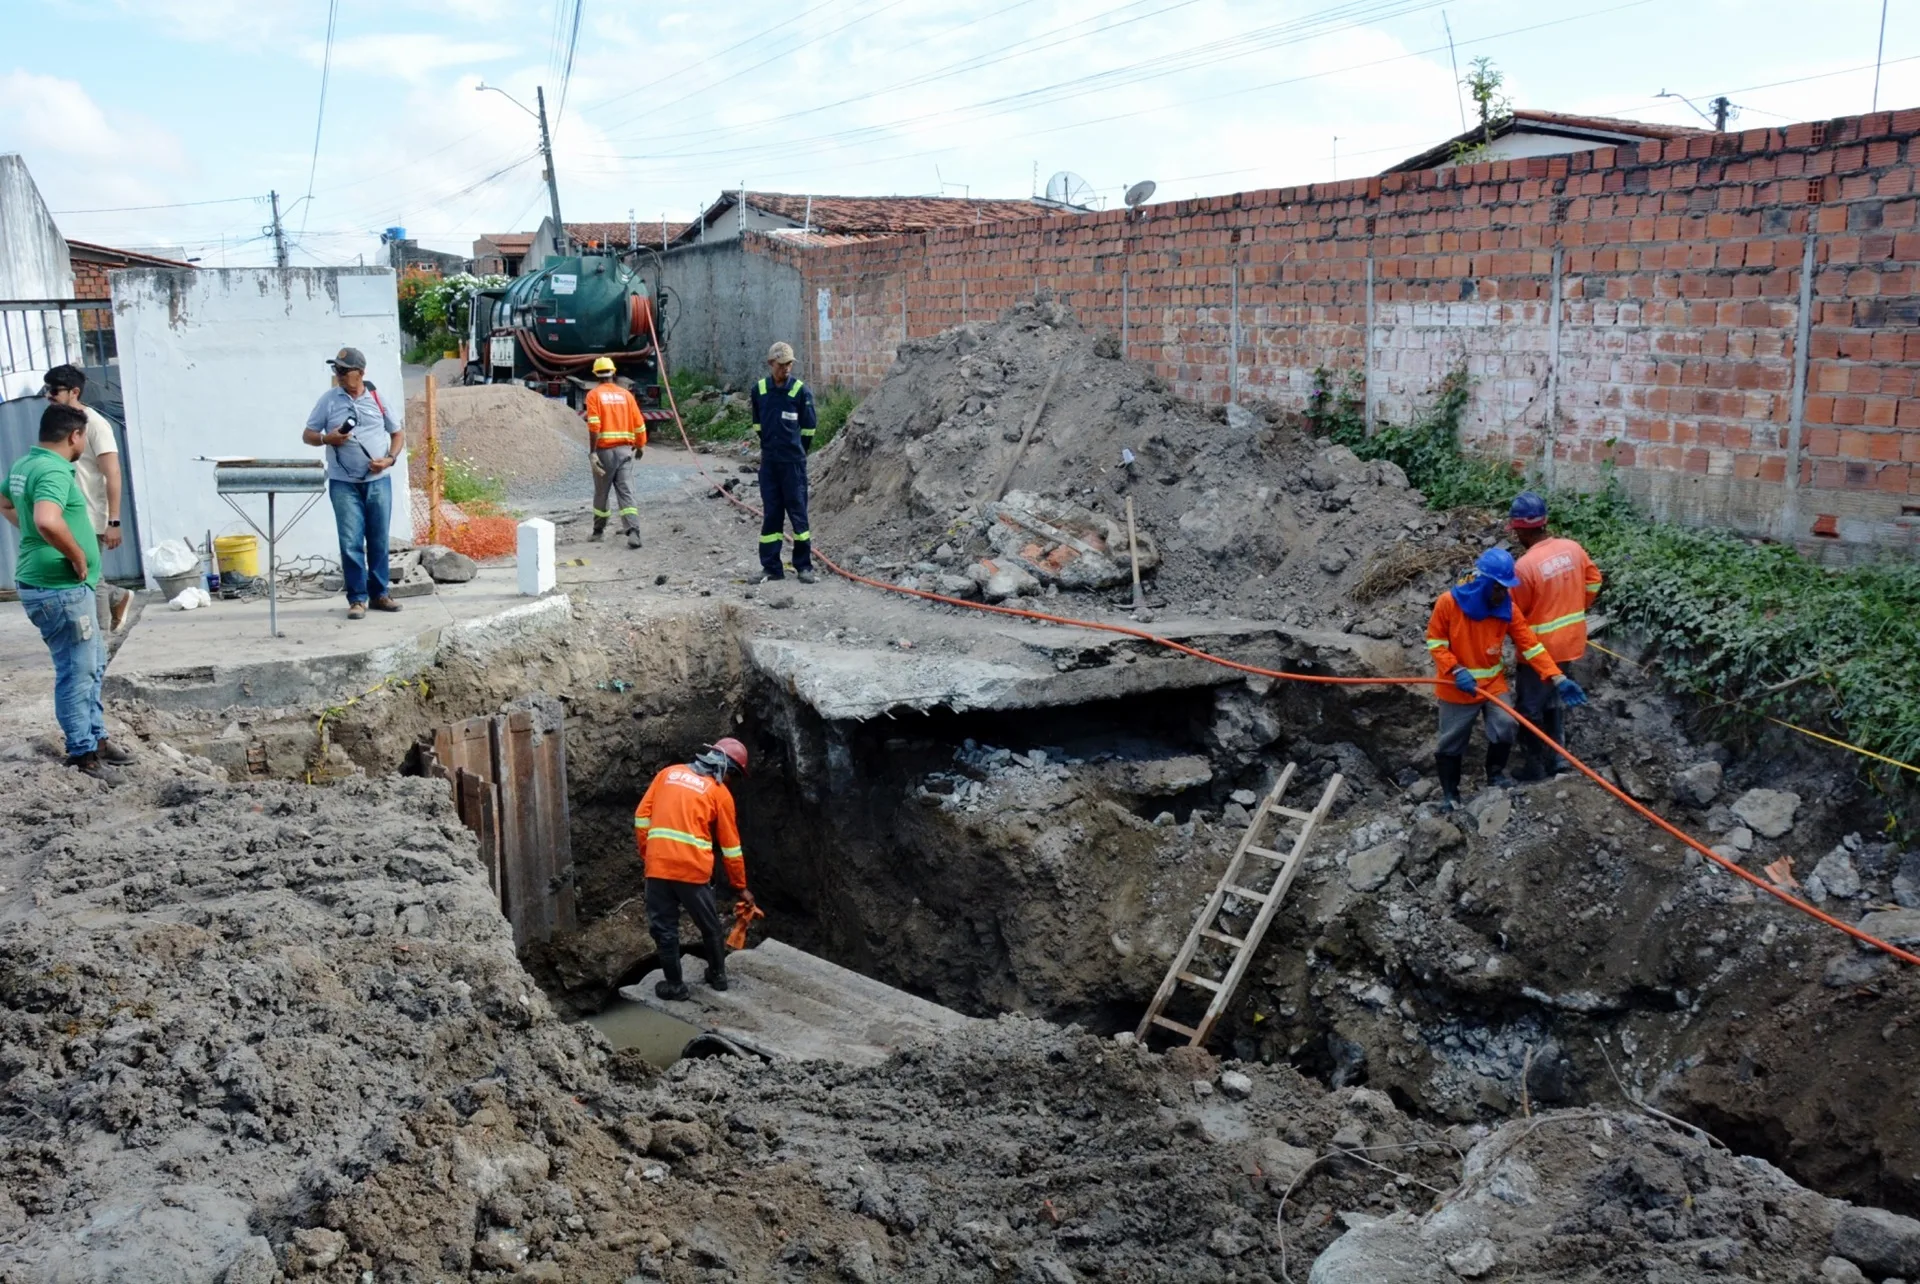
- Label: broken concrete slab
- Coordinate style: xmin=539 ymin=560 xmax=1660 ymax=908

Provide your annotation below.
xmin=744 ymin=618 xmax=1405 ymax=722
xmin=986 ymin=491 xmax=1159 ymax=590
xmin=621 ymin=939 xmax=975 ymax=1066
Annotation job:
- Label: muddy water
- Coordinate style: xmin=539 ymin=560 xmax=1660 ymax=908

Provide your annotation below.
xmin=584 ymin=1001 xmax=701 ymax=1066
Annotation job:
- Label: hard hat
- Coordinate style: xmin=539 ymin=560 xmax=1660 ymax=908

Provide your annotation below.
xmin=1508 ymin=491 xmax=1548 ymax=529
xmin=1474 ymin=547 xmax=1521 ymax=588
xmin=709 ymin=737 xmax=750 ymax=774
xmin=592 ymin=356 xmax=617 ymax=377
xmin=766 ymin=341 xmax=795 ymax=364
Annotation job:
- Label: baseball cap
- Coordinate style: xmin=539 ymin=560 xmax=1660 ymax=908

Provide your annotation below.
xmin=328 ymin=347 xmax=367 ymax=372
xmin=767 ymin=341 xmax=795 ymax=364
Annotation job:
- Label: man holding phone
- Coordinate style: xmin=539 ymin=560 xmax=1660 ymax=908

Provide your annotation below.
xmin=303 ymin=347 xmax=404 ymax=620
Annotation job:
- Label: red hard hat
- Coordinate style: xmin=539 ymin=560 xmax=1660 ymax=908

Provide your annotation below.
xmin=709 ymin=737 xmax=750 ymax=774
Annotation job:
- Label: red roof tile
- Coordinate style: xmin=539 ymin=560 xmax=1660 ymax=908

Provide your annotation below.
xmin=743 ymin=192 xmax=1059 ymax=232
xmin=65 ymin=239 xmax=196 ymax=270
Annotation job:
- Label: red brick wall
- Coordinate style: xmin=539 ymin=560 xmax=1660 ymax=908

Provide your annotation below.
xmin=72 ymin=259 xmax=112 ymax=301
xmin=744 ymin=107 xmax=1920 ymax=558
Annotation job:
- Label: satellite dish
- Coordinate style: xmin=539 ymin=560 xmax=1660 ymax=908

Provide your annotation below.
xmin=1124 ymin=180 xmax=1157 ymax=209
xmin=1044 ymin=170 xmax=1095 ymax=208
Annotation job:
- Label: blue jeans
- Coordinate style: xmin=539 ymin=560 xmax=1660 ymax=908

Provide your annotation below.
xmin=18 ymin=585 xmax=106 ymax=758
xmin=328 ymin=477 xmax=392 ymax=604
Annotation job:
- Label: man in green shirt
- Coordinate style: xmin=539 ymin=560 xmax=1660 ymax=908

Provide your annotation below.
xmin=0 ymin=403 xmax=129 ymax=779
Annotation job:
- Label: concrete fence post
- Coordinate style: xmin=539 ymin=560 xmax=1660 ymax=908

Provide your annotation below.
xmin=1228 ymin=260 xmax=1240 ymax=405
xmin=1781 ymin=233 xmax=1819 ymax=542
xmin=1363 ymin=256 xmax=1376 ymax=435
xmin=1121 ymin=268 xmax=1129 ymax=362
xmin=1544 ymin=247 xmax=1564 ymax=490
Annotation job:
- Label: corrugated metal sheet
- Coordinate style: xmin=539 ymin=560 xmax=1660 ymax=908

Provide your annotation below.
xmin=0 ymin=366 xmax=145 ymax=586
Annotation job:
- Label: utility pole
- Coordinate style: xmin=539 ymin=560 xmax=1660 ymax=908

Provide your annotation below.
xmin=1711 ymin=96 xmax=1732 ymax=132
xmin=536 ymin=86 xmax=566 ymax=256
xmin=269 ymin=190 xmax=289 ymax=269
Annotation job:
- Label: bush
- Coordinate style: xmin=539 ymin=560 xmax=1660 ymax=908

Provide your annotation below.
xmin=659 ymin=369 xmax=858 ymax=449
xmin=814 ymin=387 xmax=858 ymax=451
xmin=1322 ymin=365 xmax=1920 ymax=806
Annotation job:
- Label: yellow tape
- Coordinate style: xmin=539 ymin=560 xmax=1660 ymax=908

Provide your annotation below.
xmin=1586 ymin=640 xmax=1919 ymax=777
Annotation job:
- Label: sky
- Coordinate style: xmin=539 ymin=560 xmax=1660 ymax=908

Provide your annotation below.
xmin=4 ymin=0 xmax=1917 ymax=268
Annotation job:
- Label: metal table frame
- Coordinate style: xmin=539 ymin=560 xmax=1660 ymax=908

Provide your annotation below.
xmin=212 ymin=461 xmax=327 ymax=637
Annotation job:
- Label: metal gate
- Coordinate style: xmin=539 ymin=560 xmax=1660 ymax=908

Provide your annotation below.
xmin=0 ymin=363 xmax=144 ymax=586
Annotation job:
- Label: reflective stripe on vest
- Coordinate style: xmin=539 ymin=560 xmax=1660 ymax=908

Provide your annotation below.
xmin=1521 ymin=642 xmax=1547 ymax=661
xmin=1465 ymin=662 xmax=1503 ymax=679
xmin=1533 ymin=609 xmax=1587 ymax=635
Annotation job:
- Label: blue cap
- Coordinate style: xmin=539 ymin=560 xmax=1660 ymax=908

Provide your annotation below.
xmin=1475 ymin=547 xmax=1520 ymax=587
xmin=1509 ymin=491 xmax=1548 ymax=529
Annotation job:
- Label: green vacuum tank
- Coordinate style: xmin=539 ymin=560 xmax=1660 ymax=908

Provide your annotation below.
xmin=481 ymin=249 xmax=660 ymax=393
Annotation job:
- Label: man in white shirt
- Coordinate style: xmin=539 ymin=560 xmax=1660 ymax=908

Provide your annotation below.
xmin=42 ymin=366 xmax=131 ymax=634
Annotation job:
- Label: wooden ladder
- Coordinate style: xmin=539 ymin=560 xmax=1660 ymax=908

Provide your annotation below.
xmin=1136 ymin=763 xmax=1343 ymax=1047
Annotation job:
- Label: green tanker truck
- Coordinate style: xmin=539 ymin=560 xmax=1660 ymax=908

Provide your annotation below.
xmin=465 ymin=249 xmax=668 ymax=420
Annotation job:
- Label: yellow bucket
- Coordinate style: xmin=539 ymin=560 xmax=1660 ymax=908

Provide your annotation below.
xmin=214 ymin=534 xmax=260 ymax=578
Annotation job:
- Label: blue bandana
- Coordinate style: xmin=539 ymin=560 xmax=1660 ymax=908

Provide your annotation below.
xmin=1450 ymin=574 xmax=1512 ymax=622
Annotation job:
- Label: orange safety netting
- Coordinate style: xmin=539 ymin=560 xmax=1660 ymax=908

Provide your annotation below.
xmin=410 ymin=490 xmax=518 ymax=560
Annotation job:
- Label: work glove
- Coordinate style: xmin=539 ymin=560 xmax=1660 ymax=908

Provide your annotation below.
xmin=1556 ymin=677 xmax=1589 ymax=707
xmin=589 ymin=453 xmax=605 ymax=477
xmin=1452 ymin=668 xmax=1478 ymax=696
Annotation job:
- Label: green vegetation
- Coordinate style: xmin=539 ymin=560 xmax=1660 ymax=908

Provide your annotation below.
xmin=665 ymin=368 xmax=859 ymax=450
xmin=1309 ymin=365 xmax=1920 ymax=798
xmin=398 ymin=271 xmax=507 ymax=351
xmin=1448 ymin=56 xmax=1512 ymax=167
xmin=441 ymin=456 xmax=508 ymax=513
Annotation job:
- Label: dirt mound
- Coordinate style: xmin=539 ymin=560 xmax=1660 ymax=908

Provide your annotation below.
xmin=812 ymin=296 xmax=1448 ymax=627
xmin=407 ymin=383 xmax=588 ymax=499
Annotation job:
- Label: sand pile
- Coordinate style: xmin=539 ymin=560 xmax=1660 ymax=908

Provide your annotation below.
xmin=407 ymin=384 xmax=590 ymax=505
xmin=811 ymin=297 xmax=1462 ymax=632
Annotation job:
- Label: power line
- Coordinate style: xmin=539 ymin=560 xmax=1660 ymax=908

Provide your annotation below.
xmin=299 ymin=0 xmax=342 ymax=238
xmin=582 ymin=0 xmax=856 ymax=118
xmin=553 ymin=0 xmax=586 ymax=127
xmin=52 ymin=195 xmax=265 ymax=215
xmin=586 ymin=0 xmax=1455 ymax=166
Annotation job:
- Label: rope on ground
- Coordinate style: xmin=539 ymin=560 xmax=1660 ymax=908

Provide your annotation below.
xmin=642 ymin=311 xmax=1920 ymax=970
xmin=1587 ymin=639 xmax=1920 ymax=778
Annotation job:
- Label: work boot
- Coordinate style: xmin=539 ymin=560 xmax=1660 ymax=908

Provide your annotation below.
xmin=347 ymin=602 xmax=367 ymax=620
xmin=796 ymin=569 xmax=817 ymax=584
xmin=66 ymin=751 xmax=118 ymax=784
xmin=371 ymin=596 xmax=402 ymax=613
xmin=654 ymin=978 xmax=691 ymax=1001
xmin=591 ymin=519 xmax=607 ymax=542
xmin=1435 ymin=754 xmax=1463 ymax=813
xmin=655 ymin=948 xmax=690 ymax=1000
xmin=1486 ymin=743 xmax=1516 ymax=790
xmin=705 ymin=965 xmax=730 ymax=992
xmin=626 ymin=528 xmax=643 ymax=550
xmin=96 ymin=738 xmax=134 ymax=765
xmin=752 ymin=570 xmax=784 ymax=584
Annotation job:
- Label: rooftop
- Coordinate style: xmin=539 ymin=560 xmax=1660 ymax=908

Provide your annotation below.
xmin=1384 ymin=109 xmax=1713 ymax=174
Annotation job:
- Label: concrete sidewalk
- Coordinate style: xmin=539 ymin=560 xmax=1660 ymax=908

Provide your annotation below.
xmin=104 ymin=569 xmax=569 ymax=711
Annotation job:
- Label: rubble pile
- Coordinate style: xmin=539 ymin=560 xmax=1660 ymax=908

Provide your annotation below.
xmin=811 ymin=296 xmax=1456 ymax=629
xmin=405 ymin=383 xmax=589 ymax=505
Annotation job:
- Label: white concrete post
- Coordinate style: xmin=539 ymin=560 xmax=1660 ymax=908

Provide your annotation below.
xmin=517 ymin=518 xmax=556 ymax=596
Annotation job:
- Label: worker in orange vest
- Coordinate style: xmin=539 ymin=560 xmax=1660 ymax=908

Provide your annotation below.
xmin=634 ymin=737 xmax=755 ymax=1000
xmin=1508 ymin=492 xmax=1604 ymax=779
xmin=1425 ymin=548 xmax=1587 ymax=811
xmin=582 ymin=356 xmax=646 ymax=548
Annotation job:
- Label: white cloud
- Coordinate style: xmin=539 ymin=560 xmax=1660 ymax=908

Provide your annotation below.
xmin=0 ymin=71 xmax=194 ymax=227
xmin=293 ymin=34 xmax=519 ymax=81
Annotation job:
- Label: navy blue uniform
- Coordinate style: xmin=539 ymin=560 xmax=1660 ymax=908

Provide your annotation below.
xmin=751 ymin=375 xmax=816 ymax=576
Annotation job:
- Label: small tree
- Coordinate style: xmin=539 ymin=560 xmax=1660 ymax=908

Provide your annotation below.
xmin=1450 ymin=57 xmax=1513 ymax=166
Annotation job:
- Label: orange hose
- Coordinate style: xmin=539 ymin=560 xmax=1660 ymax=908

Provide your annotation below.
xmin=643 ymin=312 xmax=1920 ymax=969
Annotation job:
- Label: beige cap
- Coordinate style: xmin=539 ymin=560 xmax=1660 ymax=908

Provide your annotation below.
xmin=767 ymin=341 xmax=795 ymax=364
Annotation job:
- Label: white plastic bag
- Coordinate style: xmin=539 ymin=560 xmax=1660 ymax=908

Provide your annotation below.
xmin=168 ymin=586 xmax=211 ymax=611
xmin=147 ymin=539 xmax=199 ymax=578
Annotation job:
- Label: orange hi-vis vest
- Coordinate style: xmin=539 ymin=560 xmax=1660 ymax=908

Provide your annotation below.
xmin=1513 ymin=536 xmax=1603 ymax=664
xmin=584 ymin=382 xmax=646 ymax=450
xmin=1426 ymin=591 xmax=1563 ymax=705
xmin=634 ymin=765 xmax=744 ymax=887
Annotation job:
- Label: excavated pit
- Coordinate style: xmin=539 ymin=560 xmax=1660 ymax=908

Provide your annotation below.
xmin=144 ymin=595 xmax=1920 ymax=1219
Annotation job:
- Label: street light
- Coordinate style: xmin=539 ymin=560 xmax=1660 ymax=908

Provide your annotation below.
xmin=475 ymin=82 xmax=567 ymax=255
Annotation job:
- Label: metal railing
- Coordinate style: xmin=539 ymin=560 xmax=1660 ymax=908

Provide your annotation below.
xmin=0 ymin=299 xmax=116 ymax=378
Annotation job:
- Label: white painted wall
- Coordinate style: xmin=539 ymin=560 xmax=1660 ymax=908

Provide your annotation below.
xmin=113 ymin=268 xmax=411 ymax=581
